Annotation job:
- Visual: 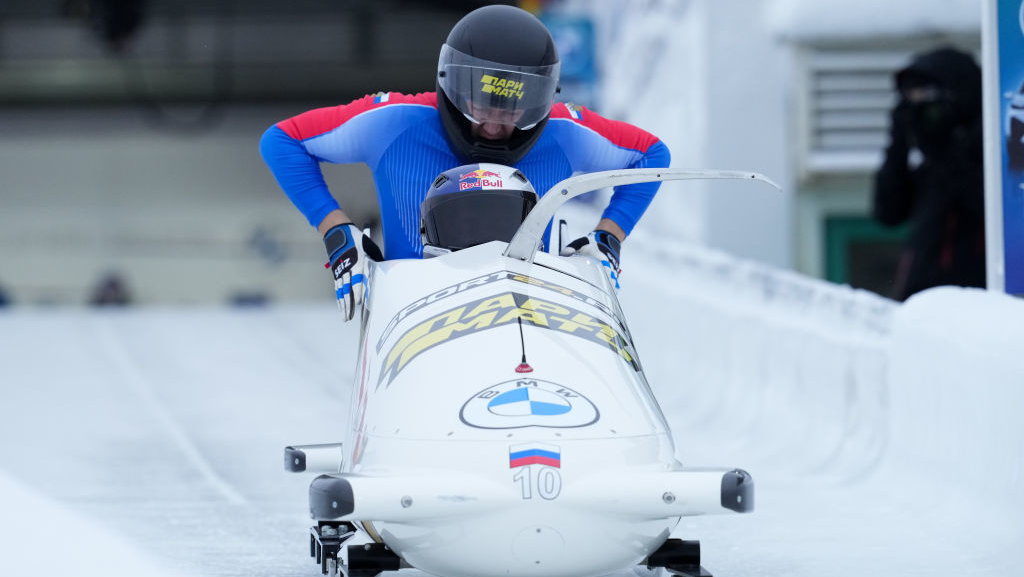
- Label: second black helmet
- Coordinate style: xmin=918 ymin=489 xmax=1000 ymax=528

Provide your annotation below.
xmin=436 ymin=5 xmax=560 ymax=165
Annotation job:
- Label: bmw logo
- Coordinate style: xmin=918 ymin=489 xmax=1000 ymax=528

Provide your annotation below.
xmin=460 ymin=379 xmax=599 ymax=429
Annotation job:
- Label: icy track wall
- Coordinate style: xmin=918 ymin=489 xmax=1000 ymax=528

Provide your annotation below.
xmin=623 ymin=240 xmax=1024 ymax=525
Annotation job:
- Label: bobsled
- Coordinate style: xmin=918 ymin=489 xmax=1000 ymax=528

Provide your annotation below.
xmin=285 ymin=168 xmax=777 ymax=577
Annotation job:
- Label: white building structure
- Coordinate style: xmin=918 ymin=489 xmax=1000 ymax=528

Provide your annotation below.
xmin=575 ymin=0 xmax=982 ymax=289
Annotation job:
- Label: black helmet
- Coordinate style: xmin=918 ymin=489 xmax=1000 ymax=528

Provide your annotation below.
xmin=421 ymin=163 xmax=538 ymax=255
xmin=436 ymin=5 xmax=560 ymax=165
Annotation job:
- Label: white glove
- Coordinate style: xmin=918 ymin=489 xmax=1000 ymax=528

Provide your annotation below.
xmin=560 ymin=230 xmax=622 ymax=289
xmin=323 ymin=223 xmax=367 ymax=321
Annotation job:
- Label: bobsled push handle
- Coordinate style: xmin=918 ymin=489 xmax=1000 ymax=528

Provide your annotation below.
xmin=503 ymin=168 xmax=781 ymax=263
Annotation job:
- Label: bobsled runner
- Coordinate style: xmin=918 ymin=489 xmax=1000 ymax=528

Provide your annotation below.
xmin=285 ymin=168 xmax=777 ymax=577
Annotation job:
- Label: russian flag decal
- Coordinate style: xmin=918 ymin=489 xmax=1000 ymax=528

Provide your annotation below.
xmin=565 ymin=102 xmax=583 ymax=120
xmin=509 ymin=443 xmax=561 ymax=468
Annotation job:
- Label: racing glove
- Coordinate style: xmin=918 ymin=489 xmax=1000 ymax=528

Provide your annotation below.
xmin=323 ymin=223 xmax=366 ymax=321
xmin=561 ymin=230 xmax=622 ymax=289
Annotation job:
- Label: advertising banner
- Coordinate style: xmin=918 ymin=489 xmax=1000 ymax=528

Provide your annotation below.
xmin=992 ymin=0 xmax=1024 ymax=292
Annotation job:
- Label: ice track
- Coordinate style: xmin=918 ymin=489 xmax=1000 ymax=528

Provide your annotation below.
xmin=0 ymin=245 xmax=1021 ymax=577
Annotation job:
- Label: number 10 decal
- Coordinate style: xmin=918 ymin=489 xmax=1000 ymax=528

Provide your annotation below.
xmin=508 ymin=443 xmax=563 ymax=500
xmin=513 ymin=466 xmax=562 ymax=500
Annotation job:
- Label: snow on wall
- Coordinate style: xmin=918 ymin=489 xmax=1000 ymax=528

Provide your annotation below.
xmin=624 ymin=238 xmax=893 ymax=480
xmin=623 ymin=239 xmax=1024 ymax=537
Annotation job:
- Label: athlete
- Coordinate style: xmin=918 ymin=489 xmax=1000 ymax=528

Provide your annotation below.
xmin=260 ymin=4 xmax=671 ymax=320
xmin=419 ymin=163 xmax=539 ymax=259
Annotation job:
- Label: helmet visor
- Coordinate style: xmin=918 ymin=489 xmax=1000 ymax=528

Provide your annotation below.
xmin=438 ymin=44 xmax=559 ymax=130
xmin=423 ymin=189 xmax=536 ymax=251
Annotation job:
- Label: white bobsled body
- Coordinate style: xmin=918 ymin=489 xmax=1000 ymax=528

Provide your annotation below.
xmin=291 ymin=169 xmax=765 ymax=577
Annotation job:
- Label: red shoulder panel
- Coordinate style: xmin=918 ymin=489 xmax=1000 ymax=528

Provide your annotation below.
xmin=276 ymin=92 xmax=438 ymax=141
xmin=550 ymin=102 xmax=660 ymax=154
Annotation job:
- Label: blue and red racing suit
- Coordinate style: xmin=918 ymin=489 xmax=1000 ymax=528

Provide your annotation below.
xmin=260 ymin=92 xmax=671 ymax=260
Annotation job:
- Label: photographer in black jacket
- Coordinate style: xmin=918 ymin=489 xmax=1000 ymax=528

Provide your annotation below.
xmin=872 ymin=47 xmax=986 ymax=301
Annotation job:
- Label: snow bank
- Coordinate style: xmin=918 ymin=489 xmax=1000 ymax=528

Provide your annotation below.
xmin=885 ymin=287 xmax=1024 ymax=515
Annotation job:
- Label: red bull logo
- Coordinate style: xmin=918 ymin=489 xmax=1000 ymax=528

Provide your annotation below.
xmin=459 ymin=169 xmax=502 ymax=180
xmin=459 ymin=169 xmax=504 ymax=190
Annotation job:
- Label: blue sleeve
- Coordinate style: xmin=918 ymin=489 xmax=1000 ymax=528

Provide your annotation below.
xmin=601 ymin=139 xmax=672 ymax=236
xmin=259 ymin=125 xmax=339 ymax=230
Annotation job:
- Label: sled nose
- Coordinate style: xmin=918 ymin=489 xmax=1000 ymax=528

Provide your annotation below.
xmin=512 ymin=525 xmax=564 ymax=566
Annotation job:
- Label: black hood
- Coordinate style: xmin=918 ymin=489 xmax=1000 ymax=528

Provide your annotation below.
xmin=896 ymin=46 xmax=981 ymax=122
